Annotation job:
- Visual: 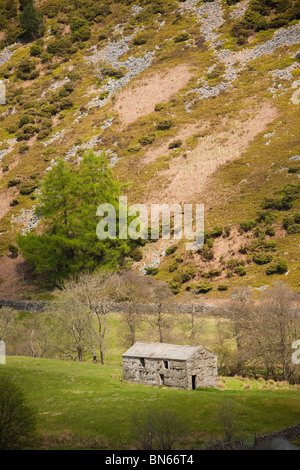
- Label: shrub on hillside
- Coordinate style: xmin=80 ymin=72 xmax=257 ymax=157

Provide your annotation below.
xmin=154 ymin=103 xmax=165 ymax=112
xmin=196 ymin=281 xmax=213 ymax=294
xmin=157 ymin=119 xmax=173 ymax=131
xmin=30 ymin=43 xmax=42 ymax=56
xmin=236 ymin=266 xmax=246 ymax=277
xmin=145 ymin=267 xmax=159 ymax=275
xmin=223 ymin=226 xmax=231 ymax=237
xmin=38 ymin=102 xmax=59 ymax=117
xmin=16 ymin=59 xmax=39 ymax=80
xmin=174 ymin=32 xmax=189 ymax=43
xmin=168 ymin=261 xmax=178 ymax=273
xmin=218 ymin=284 xmax=228 ymax=291
xmin=16 ymin=124 xmax=39 ymax=141
xmin=206 ymin=226 xmax=223 ymax=239
xmin=59 ymin=97 xmax=73 ymax=110
xmin=19 ymin=114 xmax=35 ymax=127
xmin=173 ymin=268 xmax=195 ymax=284
xmin=294 ymin=213 xmax=300 ymax=224
xmin=37 ymin=129 xmax=52 ymax=140
xmin=19 ymin=181 xmax=37 ymax=195
xmin=207 ymin=268 xmax=222 ymax=279
xmin=198 ymin=245 xmax=214 ymax=261
xmin=266 ymin=259 xmax=288 ymax=275
xmin=19 ymin=144 xmax=30 ymax=153
xmin=138 ymin=134 xmax=156 ymax=146
xmin=226 ymin=0 xmax=242 ymax=4
xmin=262 ymin=196 xmax=293 ymax=211
xmin=47 ymin=37 xmax=76 ymax=56
xmin=133 ymin=33 xmax=147 ymax=45
xmin=168 ymin=139 xmax=182 ymax=150
xmin=205 ymin=238 xmax=214 ymax=248
xmin=226 ymin=258 xmax=244 ymax=270
xmin=230 ymin=0 xmax=299 ymax=41
xmin=287 ymin=224 xmax=300 ymax=234
xmin=130 ymin=247 xmax=143 ymax=261
xmin=165 ymin=245 xmax=178 ymax=256
xmin=239 ymin=220 xmax=256 ymax=233
xmin=253 ymin=252 xmax=273 ymax=265
xmin=72 ymin=25 xmax=91 ymax=42
xmin=99 ymin=63 xmax=125 ymax=79
xmin=265 ymin=225 xmax=275 ymax=237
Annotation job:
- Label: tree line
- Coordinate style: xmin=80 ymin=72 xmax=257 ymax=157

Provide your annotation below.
xmin=0 ymin=275 xmax=299 ymax=383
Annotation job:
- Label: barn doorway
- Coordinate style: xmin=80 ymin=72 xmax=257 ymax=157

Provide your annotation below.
xmin=159 ymin=374 xmax=165 ymax=385
xmin=192 ymin=375 xmax=197 ymax=390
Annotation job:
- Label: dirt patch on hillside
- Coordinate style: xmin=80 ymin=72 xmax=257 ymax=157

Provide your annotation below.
xmin=144 ymin=103 xmax=278 ymax=204
xmin=114 ymin=64 xmax=193 ymax=125
xmin=142 ymin=122 xmax=209 ymax=167
xmin=0 ymin=187 xmax=18 ymax=221
xmin=0 ymin=254 xmax=36 ymax=299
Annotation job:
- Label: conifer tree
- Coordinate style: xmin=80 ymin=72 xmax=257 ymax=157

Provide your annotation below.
xmin=19 ymin=2 xmax=45 ymax=39
xmin=18 ymin=152 xmax=134 ymax=285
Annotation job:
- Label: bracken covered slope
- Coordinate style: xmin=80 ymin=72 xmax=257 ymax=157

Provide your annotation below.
xmin=0 ymin=0 xmax=299 ymax=298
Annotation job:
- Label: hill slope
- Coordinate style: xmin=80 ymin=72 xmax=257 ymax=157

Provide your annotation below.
xmin=0 ymin=0 xmax=299 ymax=298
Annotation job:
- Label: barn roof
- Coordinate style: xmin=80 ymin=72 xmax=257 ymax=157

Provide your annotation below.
xmin=122 ymin=342 xmax=215 ymax=361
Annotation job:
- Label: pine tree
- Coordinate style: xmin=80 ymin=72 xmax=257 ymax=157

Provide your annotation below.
xmin=38 ymin=159 xmax=75 ymax=230
xmin=18 ymin=152 xmax=134 ymax=286
xmin=19 ymin=2 xmax=45 ymax=39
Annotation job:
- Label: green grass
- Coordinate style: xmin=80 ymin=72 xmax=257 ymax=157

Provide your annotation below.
xmin=1 ymin=356 xmax=299 ymax=449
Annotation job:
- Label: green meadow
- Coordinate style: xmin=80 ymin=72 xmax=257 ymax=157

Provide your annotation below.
xmin=1 ymin=356 xmax=299 ymax=449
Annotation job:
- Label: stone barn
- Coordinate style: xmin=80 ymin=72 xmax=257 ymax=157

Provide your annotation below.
xmin=122 ymin=342 xmax=218 ymax=390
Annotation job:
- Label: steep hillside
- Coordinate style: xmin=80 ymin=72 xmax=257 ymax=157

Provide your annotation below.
xmin=0 ymin=0 xmax=299 ymax=298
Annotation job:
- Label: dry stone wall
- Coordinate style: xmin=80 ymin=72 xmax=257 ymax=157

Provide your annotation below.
xmin=0 ymin=299 xmax=215 ymax=314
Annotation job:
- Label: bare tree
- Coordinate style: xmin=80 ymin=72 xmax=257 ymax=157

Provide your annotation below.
xmin=218 ymin=399 xmax=240 ymax=443
xmin=50 ymin=291 xmax=95 ymax=362
xmin=63 ymin=271 xmax=122 ymax=364
xmin=114 ymin=271 xmax=152 ymax=347
xmin=154 ymin=409 xmax=185 ymax=450
xmin=147 ymin=280 xmax=173 ymax=343
xmin=133 ymin=407 xmax=184 ymax=450
xmin=0 ymin=307 xmax=18 ymax=341
xmin=214 ymin=287 xmax=253 ymax=375
xmin=132 ymin=407 xmax=156 ymax=450
xmin=251 ymin=282 xmax=300 ymax=381
xmin=27 ymin=311 xmax=57 ymax=358
xmin=180 ymin=292 xmax=205 ymax=346
xmin=214 ymin=282 xmax=300 ymax=382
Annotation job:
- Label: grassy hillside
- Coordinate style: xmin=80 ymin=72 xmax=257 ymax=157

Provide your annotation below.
xmin=1 ymin=356 xmax=299 ymax=449
xmin=0 ymin=0 xmax=299 ymax=297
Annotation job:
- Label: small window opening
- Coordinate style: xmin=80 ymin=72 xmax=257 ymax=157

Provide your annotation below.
xmin=140 ymin=358 xmax=145 ymax=367
xmin=164 ymin=360 xmax=169 ymax=369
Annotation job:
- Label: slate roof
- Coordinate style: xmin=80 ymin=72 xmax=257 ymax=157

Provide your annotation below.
xmin=122 ymin=342 xmax=214 ymax=361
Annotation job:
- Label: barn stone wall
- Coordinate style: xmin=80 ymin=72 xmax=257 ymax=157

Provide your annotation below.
xmin=186 ymin=350 xmax=218 ymax=389
xmin=123 ymin=356 xmax=188 ymax=389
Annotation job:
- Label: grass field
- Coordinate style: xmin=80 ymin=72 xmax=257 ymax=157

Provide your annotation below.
xmin=1 ymin=356 xmax=299 ymax=449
